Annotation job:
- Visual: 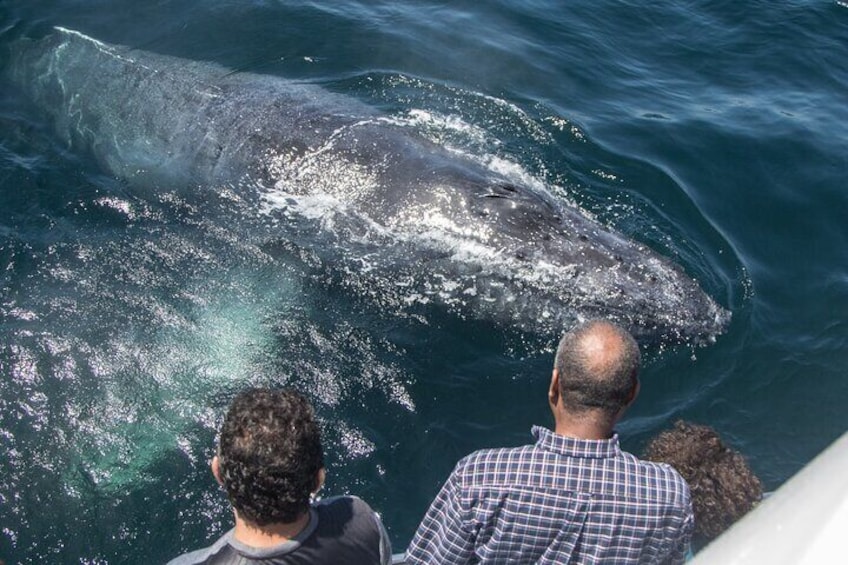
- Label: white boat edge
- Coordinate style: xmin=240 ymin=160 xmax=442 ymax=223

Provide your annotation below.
xmin=691 ymin=429 xmax=848 ymax=564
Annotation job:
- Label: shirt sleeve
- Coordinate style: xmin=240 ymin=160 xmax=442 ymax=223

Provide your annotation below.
xmin=372 ymin=509 xmax=393 ymax=565
xmin=664 ymin=498 xmax=695 ymax=565
xmin=406 ymin=464 xmax=476 ymax=565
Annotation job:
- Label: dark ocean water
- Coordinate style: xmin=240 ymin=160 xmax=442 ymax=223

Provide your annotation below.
xmin=1 ymin=1 xmax=846 ymax=563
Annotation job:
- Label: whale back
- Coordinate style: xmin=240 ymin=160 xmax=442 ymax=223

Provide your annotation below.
xmin=5 ymin=27 xmax=731 ymax=345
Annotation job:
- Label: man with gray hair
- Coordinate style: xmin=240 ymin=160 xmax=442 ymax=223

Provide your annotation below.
xmin=407 ymin=319 xmax=694 ymax=564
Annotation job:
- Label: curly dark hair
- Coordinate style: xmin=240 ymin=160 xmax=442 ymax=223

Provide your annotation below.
xmin=217 ymin=388 xmax=324 ymax=526
xmin=644 ymin=420 xmax=763 ymax=543
xmin=554 ymin=319 xmax=640 ymax=416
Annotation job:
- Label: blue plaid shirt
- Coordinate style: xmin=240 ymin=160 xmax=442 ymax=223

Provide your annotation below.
xmin=407 ymin=426 xmax=693 ymax=564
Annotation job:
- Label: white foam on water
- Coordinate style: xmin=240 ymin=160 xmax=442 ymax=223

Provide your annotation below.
xmin=336 ymin=422 xmax=377 ymax=458
xmin=94 ymin=196 xmax=136 ymax=219
xmin=55 ymin=26 xmax=155 ymax=72
xmin=386 ymin=109 xmax=494 ymax=147
xmin=63 ymin=287 xmax=286 ymax=489
xmin=381 ymin=109 xmax=549 ymax=187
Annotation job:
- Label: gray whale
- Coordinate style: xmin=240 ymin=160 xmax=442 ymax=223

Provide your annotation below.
xmin=5 ymin=27 xmax=730 ymax=345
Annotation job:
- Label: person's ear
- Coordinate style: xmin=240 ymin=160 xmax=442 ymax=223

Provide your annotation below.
xmin=549 ymin=368 xmax=561 ymax=408
xmin=626 ymin=374 xmax=640 ymax=406
xmin=211 ymin=455 xmax=224 ymax=486
xmin=314 ymin=467 xmax=326 ymax=494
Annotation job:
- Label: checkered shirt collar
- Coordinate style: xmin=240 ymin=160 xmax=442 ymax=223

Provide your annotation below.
xmin=532 ymin=425 xmax=622 ymax=459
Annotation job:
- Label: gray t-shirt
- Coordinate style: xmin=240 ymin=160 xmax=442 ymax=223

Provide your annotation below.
xmin=167 ymin=495 xmax=391 ymax=565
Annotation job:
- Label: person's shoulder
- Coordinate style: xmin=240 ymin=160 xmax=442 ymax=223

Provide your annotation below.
xmin=454 ymin=443 xmax=534 ymax=473
xmin=313 ymin=495 xmax=390 ymax=551
xmin=314 ymin=494 xmax=388 ymax=526
xmin=628 ymin=453 xmax=691 ymax=502
xmin=165 ymin=548 xmax=209 ymax=565
xmin=165 ymin=531 xmax=232 ymax=565
xmin=316 ymin=494 xmax=375 ymax=512
xmin=645 ymin=458 xmax=689 ymax=485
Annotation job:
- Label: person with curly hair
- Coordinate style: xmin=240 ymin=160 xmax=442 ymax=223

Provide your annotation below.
xmin=167 ymin=387 xmax=392 ymax=564
xmin=644 ymin=420 xmax=763 ymax=552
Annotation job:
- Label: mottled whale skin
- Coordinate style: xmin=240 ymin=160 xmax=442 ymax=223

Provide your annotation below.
xmin=6 ymin=27 xmax=730 ymax=345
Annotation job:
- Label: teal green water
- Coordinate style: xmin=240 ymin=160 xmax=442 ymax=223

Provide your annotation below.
xmin=1 ymin=1 xmax=847 ymax=563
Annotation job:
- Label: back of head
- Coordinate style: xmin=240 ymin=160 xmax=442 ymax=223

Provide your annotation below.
xmin=554 ymin=319 xmax=640 ymax=417
xmin=218 ymin=388 xmax=324 ymax=526
xmin=644 ymin=420 xmax=763 ymax=543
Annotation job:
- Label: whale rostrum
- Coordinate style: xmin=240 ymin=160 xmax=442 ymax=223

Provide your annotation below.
xmin=6 ymin=27 xmax=730 ymax=345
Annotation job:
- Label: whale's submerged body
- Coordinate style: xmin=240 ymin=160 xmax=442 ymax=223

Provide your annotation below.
xmin=6 ymin=27 xmax=730 ymax=345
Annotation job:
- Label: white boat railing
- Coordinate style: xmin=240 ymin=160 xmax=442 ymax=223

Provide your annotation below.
xmin=690 ymin=429 xmax=848 ymax=564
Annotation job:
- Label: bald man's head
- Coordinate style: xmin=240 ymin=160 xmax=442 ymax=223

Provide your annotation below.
xmin=554 ymin=320 xmax=640 ymax=416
